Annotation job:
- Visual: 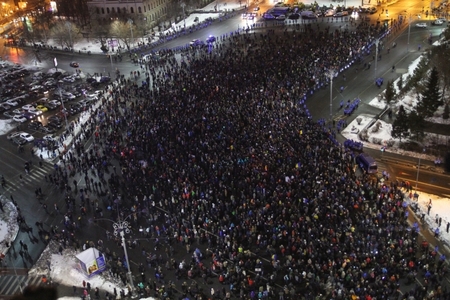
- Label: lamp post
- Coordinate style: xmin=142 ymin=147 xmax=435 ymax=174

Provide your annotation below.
xmin=128 ymin=19 xmax=134 ymax=52
xmin=407 ymin=14 xmax=411 ymax=52
xmin=326 ymin=68 xmax=338 ymax=122
xmin=112 ymin=219 xmax=135 ymax=297
xmin=180 ymin=2 xmax=186 ymax=29
xmin=374 ymin=39 xmax=379 ymax=81
xmin=66 ymin=21 xmax=72 ymax=49
xmin=415 ymin=147 xmax=426 ymax=190
xmin=53 ymin=58 xmax=69 ymax=130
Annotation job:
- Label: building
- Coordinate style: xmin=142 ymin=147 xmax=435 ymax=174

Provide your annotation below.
xmin=86 ymin=0 xmax=171 ymax=27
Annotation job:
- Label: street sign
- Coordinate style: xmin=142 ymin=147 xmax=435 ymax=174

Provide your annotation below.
xmin=108 ymin=40 xmax=118 ymax=47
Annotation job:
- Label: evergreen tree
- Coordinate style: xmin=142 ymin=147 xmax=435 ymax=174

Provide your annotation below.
xmin=417 ymin=67 xmax=442 ymax=118
xmin=443 ymin=103 xmax=450 ymax=120
xmin=408 ymin=109 xmax=426 ymax=141
xmin=384 ymin=80 xmax=396 ymax=105
xmin=391 ymin=105 xmax=410 ymax=142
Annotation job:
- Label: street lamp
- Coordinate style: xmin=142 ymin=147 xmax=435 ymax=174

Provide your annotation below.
xmin=325 ymin=68 xmax=338 ymax=122
xmin=112 ymin=219 xmax=136 ymax=297
xmin=374 ymin=38 xmax=379 ymax=80
xmin=66 ymin=21 xmax=72 ymax=49
xmin=407 ymin=14 xmax=411 ymax=52
xmin=415 ymin=147 xmax=426 ymax=190
xmin=128 ymin=19 xmax=134 ymax=51
xmin=53 ymin=58 xmax=69 ymax=130
xmin=180 ymin=2 xmax=186 ymax=29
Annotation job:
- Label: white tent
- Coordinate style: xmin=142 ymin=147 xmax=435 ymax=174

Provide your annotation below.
xmin=75 ymin=247 xmax=106 ymax=278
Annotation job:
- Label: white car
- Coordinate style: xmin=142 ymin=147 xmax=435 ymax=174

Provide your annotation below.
xmin=19 ymin=132 xmax=34 ymax=142
xmin=30 ymin=85 xmax=43 ymax=91
xmin=62 ymin=92 xmax=76 ymax=100
xmin=7 ymin=131 xmax=23 ymax=140
xmin=22 ymin=104 xmax=35 ymax=111
xmin=43 ymin=134 xmax=56 ymax=142
xmin=415 ymin=22 xmax=427 ymax=28
xmin=49 ymin=100 xmax=61 ymax=106
xmin=5 ymin=99 xmax=19 ymax=106
xmin=28 ymin=108 xmax=43 ymax=115
xmin=13 ymin=115 xmax=27 ymax=123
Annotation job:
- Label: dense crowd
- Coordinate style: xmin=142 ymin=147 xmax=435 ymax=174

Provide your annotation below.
xmin=34 ymin=23 xmax=449 ymax=300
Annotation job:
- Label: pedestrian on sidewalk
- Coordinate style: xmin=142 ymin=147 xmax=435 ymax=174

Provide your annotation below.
xmin=73 ymin=285 xmax=77 ymax=295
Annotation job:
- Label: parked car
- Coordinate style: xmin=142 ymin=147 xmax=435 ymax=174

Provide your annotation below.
xmin=13 ymin=115 xmax=27 ymax=123
xmin=28 ymin=108 xmax=43 ymax=115
xmin=44 ymin=102 xmax=58 ymax=110
xmin=3 ymin=111 xmax=15 ymax=118
xmin=12 ymin=136 xmax=27 ymax=145
xmin=36 ymin=105 xmax=48 ymax=112
xmin=49 ymin=100 xmax=61 ymax=106
xmin=40 ymin=125 xmax=56 ymax=134
xmin=28 ymin=121 xmax=43 ymax=130
xmin=7 ymin=131 xmax=23 ymax=140
xmin=48 ymin=115 xmax=63 ymax=123
xmin=19 ymin=132 xmax=34 ymax=142
xmin=48 ymin=121 xmax=63 ymax=129
xmin=5 ymin=99 xmax=19 ymax=106
xmin=432 ymin=19 xmax=444 ymax=25
xmin=0 ymin=103 xmax=11 ymax=110
xmin=416 ymin=22 xmax=427 ymax=27
xmin=22 ymin=112 xmax=36 ymax=120
xmin=22 ymin=104 xmax=35 ymax=111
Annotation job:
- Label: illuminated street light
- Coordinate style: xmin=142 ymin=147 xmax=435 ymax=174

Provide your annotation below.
xmin=112 ymin=219 xmax=135 ymax=297
xmin=180 ymin=2 xmax=186 ymax=29
xmin=415 ymin=147 xmax=426 ymax=190
xmin=128 ymin=19 xmax=134 ymax=52
xmin=374 ymin=38 xmax=379 ymax=80
xmin=325 ymin=68 xmax=338 ymax=122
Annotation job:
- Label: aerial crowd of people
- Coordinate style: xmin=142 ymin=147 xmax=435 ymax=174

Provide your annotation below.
xmin=14 ymin=19 xmax=449 ymax=300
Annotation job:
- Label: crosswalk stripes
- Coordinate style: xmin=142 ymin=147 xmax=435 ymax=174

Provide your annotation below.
xmin=0 ymin=274 xmax=41 ymax=296
xmin=2 ymin=163 xmax=54 ymax=194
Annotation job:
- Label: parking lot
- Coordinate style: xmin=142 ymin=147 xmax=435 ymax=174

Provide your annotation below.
xmin=0 ymin=61 xmax=111 ymax=150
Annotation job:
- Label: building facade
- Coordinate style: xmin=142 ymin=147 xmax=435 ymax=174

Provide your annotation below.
xmin=86 ymin=0 xmax=170 ymax=26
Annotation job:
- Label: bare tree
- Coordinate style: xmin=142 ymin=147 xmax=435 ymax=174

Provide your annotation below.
xmin=50 ymin=21 xmax=81 ymax=49
xmin=109 ymin=20 xmax=136 ymax=51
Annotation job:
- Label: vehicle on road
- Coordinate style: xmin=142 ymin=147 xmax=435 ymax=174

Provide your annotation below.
xmin=13 ymin=115 xmax=27 ymax=123
xmin=416 ymin=22 xmax=427 ymax=28
xmin=206 ymin=35 xmax=216 ymax=43
xmin=19 ymin=132 xmax=34 ymax=142
xmin=190 ymin=39 xmax=205 ymax=47
xmin=253 ymin=6 xmax=260 ymax=11
xmin=70 ymin=61 xmax=79 ymax=68
xmin=276 ymin=15 xmax=286 ymax=20
xmin=356 ymin=153 xmax=378 ymax=174
xmin=432 ymin=19 xmax=444 ymax=25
